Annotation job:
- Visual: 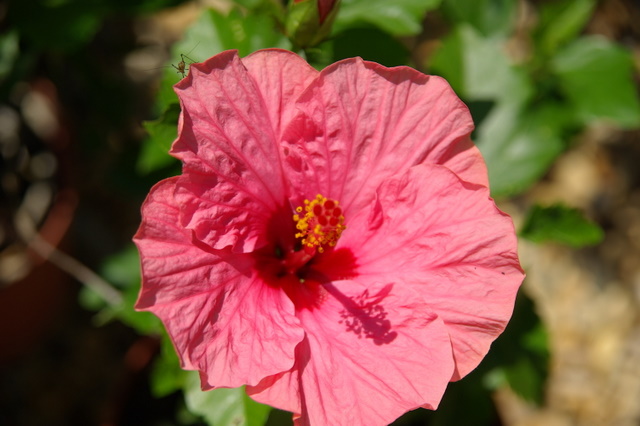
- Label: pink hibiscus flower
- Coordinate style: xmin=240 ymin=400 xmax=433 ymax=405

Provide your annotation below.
xmin=134 ymin=49 xmax=524 ymax=426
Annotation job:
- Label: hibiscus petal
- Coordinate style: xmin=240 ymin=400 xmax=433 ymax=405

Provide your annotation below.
xmin=248 ymin=280 xmax=454 ymax=426
xmin=171 ymin=50 xmax=316 ymax=252
xmin=242 ymin=49 xmax=319 ymax=141
xmin=337 ymin=164 xmax=524 ymax=381
xmin=281 ymin=57 xmax=486 ymax=214
xmin=245 ymin=345 xmax=306 ymax=416
xmin=134 ymin=177 xmax=304 ymax=387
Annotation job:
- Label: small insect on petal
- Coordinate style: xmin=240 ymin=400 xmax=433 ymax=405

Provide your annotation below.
xmin=172 ymin=42 xmax=200 ymax=78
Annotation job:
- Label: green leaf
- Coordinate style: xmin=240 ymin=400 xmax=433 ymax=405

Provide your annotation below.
xmin=520 ymin=204 xmax=604 ymax=247
xmin=232 ymin=0 xmax=265 ymax=9
xmin=171 ymin=7 xmax=288 ymax=65
xmin=429 ymin=24 xmax=532 ymax=103
xmin=482 ymin=293 xmax=549 ymax=405
xmin=441 ymin=0 xmax=517 ymax=37
xmin=500 ymin=357 xmax=546 ymax=403
xmin=115 ymin=281 xmax=163 ymax=335
xmin=80 ymin=245 xmax=162 ymax=335
xmin=0 ymin=31 xmax=19 ymax=81
xmin=429 ymin=25 xmax=566 ymax=197
xmin=183 ymin=374 xmax=272 ymax=426
xmin=79 ymin=245 xmax=139 ymax=315
xmin=522 ymin=323 xmax=549 ymax=356
xmin=151 ymin=333 xmax=188 ymax=398
xmin=534 ymin=0 xmax=596 ymax=55
xmin=100 ymin=244 xmax=142 ymax=288
xmin=138 ymin=103 xmax=181 ymax=174
xmin=102 ymin=246 xmax=162 ymax=335
xmin=334 ymin=0 xmax=441 ymax=36
xmin=551 ymin=36 xmax=640 ymax=128
xmin=477 ymin=102 xmax=568 ymax=197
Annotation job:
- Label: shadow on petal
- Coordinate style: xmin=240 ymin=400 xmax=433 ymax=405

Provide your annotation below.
xmin=324 ymin=282 xmax=398 ymax=346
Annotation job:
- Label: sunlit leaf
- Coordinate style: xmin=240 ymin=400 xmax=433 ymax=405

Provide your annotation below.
xmin=534 ymin=0 xmax=596 ymax=55
xmin=429 ymin=24 xmax=532 ymax=103
xmin=520 ymin=204 xmax=604 ymax=247
xmin=551 ymin=36 xmax=640 ymax=128
xmin=183 ymin=374 xmax=272 ymax=426
xmin=334 ymin=0 xmax=441 ymax=36
xmin=430 ymin=25 xmax=565 ymax=197
xmin=477 ymin=102 xmax=568 ymax=197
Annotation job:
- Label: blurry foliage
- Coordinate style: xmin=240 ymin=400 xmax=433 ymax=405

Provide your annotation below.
xmin=79 ymin=244 xmax=163 ymax=335
xmin=520 ymin=204 xmax=605 ymax=247
xmin=6 ymin=0 xmax=637 ymax=423
xmin=551 ymin=36 xmax=640 ymax=128
xmin=483 ymin=293 xmax=550 ymax=405
xmin=138 ymin=103 xmax=182 ymax=174
xmin=7 ymin=0 xmax=185 ymax=53
xmin=334 ymin=0 xmax=442 ymax=36
xmin=327 ymin=27 xmax=411 ymax=66
xmin=431 ymin=0 xmax=640 ymax=197
xmin=285 ymin=0 xmax=340 ymax=49
xmin=183 ymin=376 xmax=272 ymax=426
xmin=533 ymin=0 xmax=597 ymax=56
xmin=0 ymin=31 xmax=19 ymax=80
xmin=155 ymin=5 xmax=290 ymax=111
xmin=440 ymin=0 xmax=518 ymax=37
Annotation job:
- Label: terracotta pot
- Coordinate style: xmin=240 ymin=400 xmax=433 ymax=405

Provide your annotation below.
xmin=0 ymin=191 xmax=78 ymax=364
xmin=0 ymin=78 xmax=77 ymax=365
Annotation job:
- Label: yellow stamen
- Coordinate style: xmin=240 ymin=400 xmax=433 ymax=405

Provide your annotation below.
xmin=293 ymin=194 xmax=345 ymax=253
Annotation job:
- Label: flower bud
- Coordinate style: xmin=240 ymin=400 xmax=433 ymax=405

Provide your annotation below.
xmin=286 ymin=0 xmax=340 ymax=49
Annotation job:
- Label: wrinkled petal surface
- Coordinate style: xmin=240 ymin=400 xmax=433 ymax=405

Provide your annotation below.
xmin=248 ymin=280 xmax=454 ymax=425
xmin=281 ymin=57 xmax=487 ymax=214
xmin=171 ymin=50 xmax=317 ymax=252
xmin=336 ymin=164 xmax=524 ymax=380
xmin=134 ymin=177 xmax=304 ymax=387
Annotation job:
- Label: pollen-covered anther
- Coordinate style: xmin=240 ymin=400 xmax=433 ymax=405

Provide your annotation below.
xmin=293 ymin=194 xmax=346 ymax=253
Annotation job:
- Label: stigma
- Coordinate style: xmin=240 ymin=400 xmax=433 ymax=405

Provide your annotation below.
xmin=293 ymin=194 xmax=346 ymax=253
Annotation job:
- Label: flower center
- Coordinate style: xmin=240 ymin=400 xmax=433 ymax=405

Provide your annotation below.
xmin=253 ymin=196 xmax=353 ymax=309
xmin=293 ymin=194 xmax=345 ymax=253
